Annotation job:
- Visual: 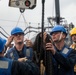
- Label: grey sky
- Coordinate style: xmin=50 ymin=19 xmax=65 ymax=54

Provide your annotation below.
xmin=0 ymin=0 xmax=76 ymax=39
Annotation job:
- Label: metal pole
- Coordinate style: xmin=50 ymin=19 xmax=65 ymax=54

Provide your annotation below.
xmin=55 ymin=0 xmax=60 ymax=24
xmin=40 ymin=0 xmax=45 ymax=60
xmin=39 ymin=0 xmax=45 ymax=74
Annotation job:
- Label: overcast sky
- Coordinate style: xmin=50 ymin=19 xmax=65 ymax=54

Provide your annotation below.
xmin=0 ymin=0 xmax=76 ymax=39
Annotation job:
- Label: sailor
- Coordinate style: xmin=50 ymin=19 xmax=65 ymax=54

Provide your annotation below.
xmin=5 ymin=27 xmax=33 ymax=61
xmin=70 ymin=27 xmax=76 ymax=50
xmin=45 ymin=25 xmax=76 ymax=75
xmin=0 ymin=37 xmax=40 ymax=75
xmin=70 ymin=27 xmax=76 ymax=75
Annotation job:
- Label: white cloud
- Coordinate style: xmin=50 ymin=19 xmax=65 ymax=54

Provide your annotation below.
xmin=61 ymin=3 xmax=76 ymax=25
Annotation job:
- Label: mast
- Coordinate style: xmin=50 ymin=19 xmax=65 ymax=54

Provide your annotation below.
xmin=55 ymin=0 xmax=60 ymax=24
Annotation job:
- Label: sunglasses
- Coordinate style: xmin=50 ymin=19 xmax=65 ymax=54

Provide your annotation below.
xmin=14 ymin=33 xmax=24 ymax=36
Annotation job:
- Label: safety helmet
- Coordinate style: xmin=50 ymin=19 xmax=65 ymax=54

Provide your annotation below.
xmin=11 ymin=27 xmax=24 ymax=35
xmin=0 ymin=37 xmax=6 ymax=52
xmin=70 ymin=27 xmax=76 ymax=36
xmin=50 ymin=25 xmax=67 ymax=35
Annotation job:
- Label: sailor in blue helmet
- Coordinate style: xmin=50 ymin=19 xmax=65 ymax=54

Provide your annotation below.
xmin=5 ymin=27 xmax=33 ymax=61
xmin=0 ymin=37 xmax=40 ymax=75
xmin=45 ymin=25 xmax=76 ymax=75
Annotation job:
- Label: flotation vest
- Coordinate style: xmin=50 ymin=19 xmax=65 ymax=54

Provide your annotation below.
xmin=70 ymin=44 xmax=76 ymax=50
xmin=5 ymin=46 xmax=33 ymax=60
xmin=0 ymin=57 xmax=13 ymax=75
xmin=70 ymin=43 xmax=76 ymax=72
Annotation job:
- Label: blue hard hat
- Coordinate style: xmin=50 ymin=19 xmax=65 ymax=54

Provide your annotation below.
xmin=0 ymin=37 xmax=6 ymax=52
xmin=50 ymin=25 xmax=67 ymax=35
xmin=11 ymin=27 xmax=24 ymax=35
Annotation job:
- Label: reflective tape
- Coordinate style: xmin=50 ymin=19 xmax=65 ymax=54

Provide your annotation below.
xmin=0 ymin=61 xmax=8 ymax=69
xmin=62 ymin=48 xmax=69 ymax=54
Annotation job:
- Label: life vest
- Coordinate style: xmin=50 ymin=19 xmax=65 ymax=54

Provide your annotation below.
xmin=5 ymin=45 xmax=33 ymax=60
xmin=70 ymin=43 xmax=76 ymax=72
xmin=53 ymin=45 xmax=74 ymax=75
xmin=70 ymin=44 xmax=76 ymax=50
xmin=0 ymin=57 xmax=13 ymax=75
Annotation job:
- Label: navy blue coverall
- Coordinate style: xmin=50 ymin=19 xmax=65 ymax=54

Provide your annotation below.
xmin=51 ymin=45 xmax=76 ymax=75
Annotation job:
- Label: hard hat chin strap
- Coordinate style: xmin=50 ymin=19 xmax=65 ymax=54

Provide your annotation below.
xmin=58 ymin=32 xmax=63 ymax=42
